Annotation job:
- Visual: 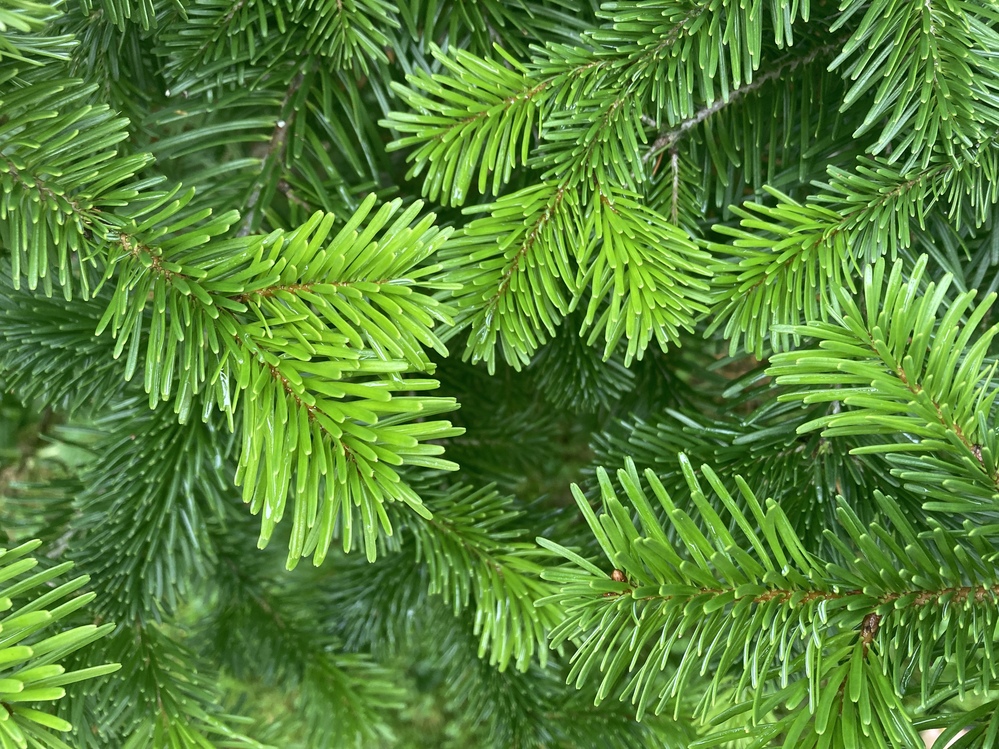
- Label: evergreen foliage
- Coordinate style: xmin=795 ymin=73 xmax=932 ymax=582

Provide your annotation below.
xmin=1 ymin=0 xmax=999 ymax=746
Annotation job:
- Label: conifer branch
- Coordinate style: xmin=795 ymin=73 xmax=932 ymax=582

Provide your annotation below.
xmin=10 ymin=2 xmax=999 ymax=745
xmin=402 ymin=486 xmax=564 ymax=671
xmin=94 ymin=194 xmax=461 ymax=565
xmin=543 ymin=455 xmax=999 ymax=743
xmin=238 ymin=71 xmax=306 ymax=237
xmin=771 ymin=256 xmax=999 ymax=518
xmin=643 ymin=43 xmax=841 ymax=162
xmin=832 ymin=0 xmax=999 ymax=168
xmin=209 ymin=549 xmax=405 ymax=745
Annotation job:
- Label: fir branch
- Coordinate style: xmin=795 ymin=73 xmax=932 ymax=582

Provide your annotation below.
xmin=0 ymin=80 xmax=154 ymax=298
xmin=94 ymin=192 xmax=462 ymax=565
xmin=707 ymin=137 xmax=999 ymax=355
xmin=12 ymin=2 xmax=999 ymax=745
xmin=542 ymin=457 xmax=999 ymax=743
xmin=643 ymin=43 xmax=841 ymax=162
xmin=831 ymin=0 xmax=999 ymax=168
xmin=71 ymin=401 xmax=228 ymax=621
xmin=439 ymin=182 xmax=577 ymax=371
xmin=403 ymin=485 xmax=564 ymax=672
xmin=0 ymin=276 xmax=127 ymax=412
xmin=237 ymin=71 xmax=306 ymax=237
xmin=0 ymin=540 xmax=119 ymax=747
xmin=770 ymin=255 xmax=999 ymax=513
xmin=600 ymin=574 xmax=999 ymax=617
xmin=396 ymin=0 xmax=593 ymax=56
xmin=539 ymin=91 xmax=645 ymax=192
xmin=290 ymin=0 xmax=399 ymax=71
xmin=383 ymin=45 xmax=546 ymax=206
xmin=208 ymin=546 xmax=405 ymax=747
xmin=77 ymin=622 xmax=262 ymax=749
xmin=577 ymin=185 xmax=712 ymax=363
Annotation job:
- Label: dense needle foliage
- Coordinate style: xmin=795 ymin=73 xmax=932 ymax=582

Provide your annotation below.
xmin=2 ymin=0 xmax=999 ymax=746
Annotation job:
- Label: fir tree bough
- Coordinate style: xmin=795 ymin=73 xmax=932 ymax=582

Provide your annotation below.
xmin=2 ymin=0 xmax=999 ymax=746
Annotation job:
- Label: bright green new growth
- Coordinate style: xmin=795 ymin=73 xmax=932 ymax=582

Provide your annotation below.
xmin=3 ymin=0 xmax=999 ymax=747
xmin=95 ymin=191 xmax=464 ymax=566
xmin=0 ymin=540 xmax=116 ymax=749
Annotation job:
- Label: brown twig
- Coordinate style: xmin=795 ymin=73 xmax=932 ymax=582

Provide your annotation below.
xmin=238 ymin=72 xmax=306 ymax=237
xmin=642 ymin=44 xmax=841 ymax=163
